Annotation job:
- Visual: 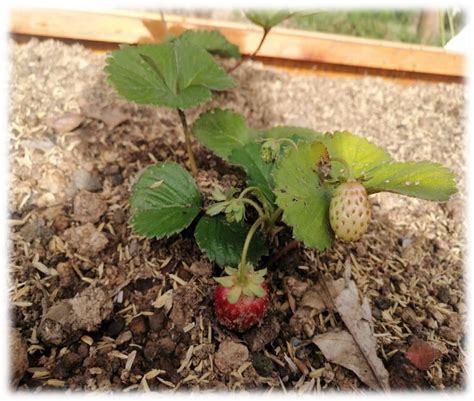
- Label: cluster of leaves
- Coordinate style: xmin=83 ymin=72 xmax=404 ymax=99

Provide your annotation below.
xmin=105 ymin=25 xmax=458 ymax=272
xmin=129 ymin=107 xmax=457 ymax=262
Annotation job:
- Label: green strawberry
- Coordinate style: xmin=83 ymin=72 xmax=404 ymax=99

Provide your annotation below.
xmin=329 ymin=181 xmax=371 ymax=241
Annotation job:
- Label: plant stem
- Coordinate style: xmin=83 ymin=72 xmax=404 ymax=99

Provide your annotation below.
xmin=239 ymin=216 xmax=267 ymax=283
xmin=229 ymin=28 xmax=270 ymax=73
xmin=440 ymin=11 xmax=446 ymax=46
xmin=177 ymin=109 xmax=198 ymax=177
xmin=267 ymin=207 xmax=283 ymax=229
xmin=241 ymin=198 xmax=266 ymax=219
xmin=330 ymin=157 xmax=352 ymax=179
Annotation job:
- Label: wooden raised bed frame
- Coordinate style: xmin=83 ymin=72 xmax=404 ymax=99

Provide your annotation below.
xmin=10 ymin=8 xmax=465 ymax=83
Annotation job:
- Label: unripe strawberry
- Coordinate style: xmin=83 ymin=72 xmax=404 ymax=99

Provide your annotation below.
xmin=329 ymin=181 xmax=371 ymax=241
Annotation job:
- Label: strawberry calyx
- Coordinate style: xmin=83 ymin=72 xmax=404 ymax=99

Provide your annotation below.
xmin=214 ymin=265 xmax=267 ymax=304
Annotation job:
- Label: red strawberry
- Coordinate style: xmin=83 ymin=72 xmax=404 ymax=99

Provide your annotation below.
xmin=329 ymin=181 xmax=371 ymax=241
xmin=214 ymin=267 xmax=269 ymax=332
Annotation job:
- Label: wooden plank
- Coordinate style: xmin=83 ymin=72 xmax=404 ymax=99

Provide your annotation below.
xmin=10 ymin=8 xmax=465 ymax=77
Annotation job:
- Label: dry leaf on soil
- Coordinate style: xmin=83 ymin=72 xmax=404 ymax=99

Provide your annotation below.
xmin=313 ymin=264 xmax=390 ymax=391
xmin=405 ymin=338 xmax=442 ymax=371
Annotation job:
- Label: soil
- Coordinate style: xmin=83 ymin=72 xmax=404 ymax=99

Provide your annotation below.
xmin=8 ymin=38 xmax=466 ymax=392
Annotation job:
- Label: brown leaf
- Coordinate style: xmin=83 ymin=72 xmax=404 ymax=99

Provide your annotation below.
xmin=313 ymin=264 xmax=390 ymax=391
xmin=50 ymin=112 xmax=84 ymax=133
xmin=405 ymin=338 xmax=442 ymax=370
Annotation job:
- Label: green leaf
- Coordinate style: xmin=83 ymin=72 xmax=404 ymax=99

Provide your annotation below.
xmin=130 ymin=163 xmax=202 ymax=238
xmin=248 ymin=283 xmax=266 ymax=298
xmin=105 ymin=38 xmax=234 ymax=109
xmin=229 ymin=143 xmax=275 ymax=205
xmin=195 ymin=215 xmax=268 ymax=267
xmin=274 ymin=141 xmax=334 ymax=250
xmin=364 ymin=161 xmax=458 ymax=201
xmin=245 ymin=10 xmax=294 ymax=29
xmin=320 ymin=131 xmax=392 ymax=180
xmin=177 ymin=30 xmax=241 ymax=59
xmin=227 ymin=286 xmax=242 ymax=304
xmin=258 ymin=126 xmax=323 ymax=142
xmin=192 ymin=109 xmax=252 ymax=160
xmin=214 ymin=276 xmax=234 ymax=288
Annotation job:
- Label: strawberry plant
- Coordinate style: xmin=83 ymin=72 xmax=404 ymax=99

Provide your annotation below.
xmin=105 ymin=36 xmax=458 ymax=333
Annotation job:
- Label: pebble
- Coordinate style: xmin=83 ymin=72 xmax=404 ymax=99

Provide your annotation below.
xmin=144 ymin=341 xmax=160 ymax=361
xmin=116 ymin=331 xmax=132 ymax=345
xmin=423 ymin=318 xmax=438 ymax=330
xmin=427 ymin=306 xmax=446 ymax=325
xmin=73 ymin=190 xmax=107 ymax=224
xmin=439 ymin=326 xmax=459 ymax=342
xmin=129 ymin=316 xmax=147 ymax=337
xmin=148 ymin=312 xmax=166 ymax=332
xmin=214 ymin=340 xmax=249 ymax=374
xmin=72 ymin=169 xmax=102 ymax=192
xmin=436 ymin=286 xmax=451 ymax=304
xmin=284 ymin=277 xmax=309 ymax=298
xmin=156 ymin=337 xmax=177 ymax=355
xmin=56 ymin=262 xmax=76 ymax=288
xmin=63 ymin=223 xmax=109 ymax=256
xmin=374 ymin=296 xmax=392 ymax=310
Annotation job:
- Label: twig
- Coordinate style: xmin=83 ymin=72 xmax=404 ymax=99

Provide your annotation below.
xmin=229 ymin=28 xmax=270 ymax=73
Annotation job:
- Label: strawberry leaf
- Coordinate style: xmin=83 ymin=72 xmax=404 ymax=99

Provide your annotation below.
xmin=175 ymin=30 xmax=241 ymax=59
xmin=195 ymin=215 xmax=268 ymax=267
xmin=245 ymin=10 xmax=294 ymax=29
xmin=320 ymin=131 xmax=392 ymax=180
xmin=105 ymin=38 xmax=234 ymax=109
xmin=192 ymin=109 xmax=253 ymax=160
xmin=364 ymin=161 xmax=457 ymax=201
xmin=229 ymin=143 xmax=275 ymax=205
xmin=130 ymin=163 xmax=202 ymax=238
xmin=258 ymin=126 xmax=323 ymax=142
xmin=274 ymin=141 xmax=334 ymax=250
xmin=405 ymin=338 xmax=442 ymax=371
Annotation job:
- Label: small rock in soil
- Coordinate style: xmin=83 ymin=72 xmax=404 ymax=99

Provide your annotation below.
xmin=401 ymin=307 xmax=423 ymax=333
xmin=112 ymin=209 xmax=126 ymax=224
xmin=72 ymin=169 xmax=102 ymax=193
xmin=436 ymin=286 xmax=451 ymax=304
xmin=104 ymin=316 xmax=125 ymax=337
xmin=50 ymin=112 xmax=84 ymax=133
xmin=19 ymin=218 xmax=53 ymax=243
xmin=63 ymin=223 xmax=109 ymax=256
xmin=38 ymin=286 xmax=113 ymax=346
xmin=388 ymin=351 xmax=430 ymax=390
xmin=130 ymin=316 xmax=147 ymax=337
xmin=116 ymin=331 xmax=132 ymax=345
xmin=423 ymin=318 xmax=438 ymax=330
xmin=53 ymin=214 xmax=71 ymax=231
xmin=148 ymin=311 xmax=166 ymax=332
xmin=250 ymin=352 xmax=275 ymax=377
xmin=156 ymin=337 xmax=177 ymax=355
xmin=284 ymin=277 xmax=309 ymax=298
xmin=144 ymin=341 xmax=160 ymax=361
xmin=109 ymin=173 xmax=124 ymax=186
xmin=10 ymin=328 xmax=29 ymax=387
xmin=243 ymin=314 xmax=281 ymax=352
xmin=56 ymin=262 xmax=76 ymax=288
xmin=439 ymin=325 xmax=460 ymax=342
xmin=374 ymin=296 xmax=392 ymax=310
xmin=427 ymin=306 xmax=447 ymax=325
xmin=73 ymin=190 xmax=107 ymax=224
xmin=214 ymin=340 xmax=249 ymax=375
